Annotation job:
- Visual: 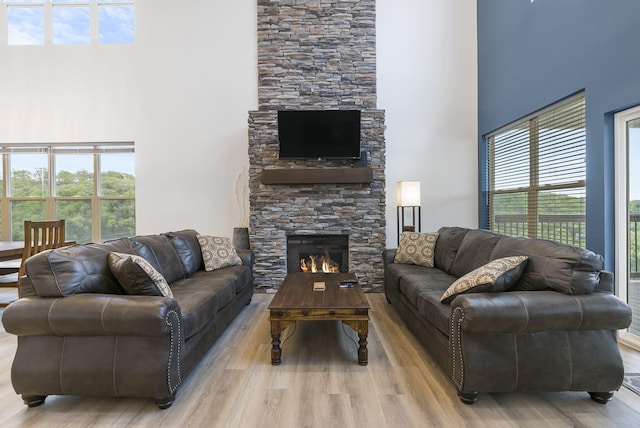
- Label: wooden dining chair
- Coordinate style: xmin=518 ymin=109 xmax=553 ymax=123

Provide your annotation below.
xmin=0 ymin=219 xmax=66 ymax=307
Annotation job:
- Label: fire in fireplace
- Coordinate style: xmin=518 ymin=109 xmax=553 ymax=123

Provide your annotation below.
xmin=287 ymin=235 xmax=349 ymax=273
xmin=300 ymin=252 xmax=339 ymax=273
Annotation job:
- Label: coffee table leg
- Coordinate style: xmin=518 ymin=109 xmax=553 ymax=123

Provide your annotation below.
xmin=344 ymin=319 xmax=369 ymax=366
xmin=270 ymin=321 xmax=283 ymax=365
xmin=270 ymin=320 xmax=295 ymax=365
xmin=357 ymin=320 xmax=368 ymax=366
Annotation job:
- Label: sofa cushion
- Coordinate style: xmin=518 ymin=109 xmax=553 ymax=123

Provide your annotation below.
xmin=131 ymin=235 xmax=186 ymax=284
xmin=417 ymin=291 xmax=452 ymax=336
xmin=450 ymin=229 xmax=502 ymax=277
xmin=434 ymin=226 xmax=469 ymax=274
xmin=490 ymin=236 xmax=604 ymax=294
xmin=197 ymin=235 xmax=242 ymax=271
xmin=164 ymin=229 xmax=203 ymax=276
xmin=170 ymin=270 xmax=237 ymax=339
xmin=441 ymin=256 xmax=529 ymax=303
xmin=23 ymin=238 xmax=135 ymax=297
xmin=385 ymin=262 xmax=434 ymax=295
xmin=108 ymin=252 xmax=174 ymax=298
xmin=394 ymin=232 xmax=439 ymax=267
xmin=210 ymin=264 xmax=253 ymax=294
xmin=398 ymin=267 xmax=457 ymax=308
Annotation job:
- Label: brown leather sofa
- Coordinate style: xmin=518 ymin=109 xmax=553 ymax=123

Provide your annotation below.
xmin=1 ymin=229 xmax=254 ymax=409
xmin=384 ymin=226 xmax=632 ymax=404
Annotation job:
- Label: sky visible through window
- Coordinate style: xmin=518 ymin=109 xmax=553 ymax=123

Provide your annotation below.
xmin=7 ymin=6 xmax=44 ymax=44
xmin=53 ymin=6 xmax=90 ymax=44
xmin=99 ymin=5 xmax=134 ymax=44
xmin=5 ymin=1 xmax=134 ymax=45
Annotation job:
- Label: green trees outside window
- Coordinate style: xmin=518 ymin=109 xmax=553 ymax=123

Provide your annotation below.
xmin=0 ymin=143 xmax=135 ymax=243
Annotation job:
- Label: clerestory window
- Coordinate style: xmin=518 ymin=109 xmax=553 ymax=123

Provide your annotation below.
xmin=3 ymin=0 xmax=134 ymax=45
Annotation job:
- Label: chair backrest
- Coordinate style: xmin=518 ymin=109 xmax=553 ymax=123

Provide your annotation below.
xmin=19 ymin=219 xmax=66 ymax=276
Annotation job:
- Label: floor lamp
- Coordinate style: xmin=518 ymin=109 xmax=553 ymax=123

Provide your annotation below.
xmin=397 ymin=181 xmax=421 ymax=245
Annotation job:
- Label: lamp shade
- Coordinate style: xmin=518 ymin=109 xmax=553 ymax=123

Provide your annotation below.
xmin=397 ymin=181 xmax=421 ymax=206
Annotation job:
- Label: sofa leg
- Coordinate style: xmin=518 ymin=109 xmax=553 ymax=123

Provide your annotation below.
xmin=457 ymin=390 xmax=479 ymax=404
xmin=154 ymin=392 xmax=176 ymax=409
xmin=589 ymin=391 xmax=614 ymax=404
xmin=22 ymin=394 xmax=46 ymax=407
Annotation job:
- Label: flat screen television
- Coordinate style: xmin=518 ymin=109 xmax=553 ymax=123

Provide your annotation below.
xmin=278 ymin=110 xmax=361 ymax=160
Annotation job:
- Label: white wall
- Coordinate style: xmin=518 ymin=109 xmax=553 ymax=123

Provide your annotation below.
xmin=0 ymin=0 xmax=258 ymax=237
xmin=132 ymin=1 xmax=257 ymax=235
xmin=377 ymin=0 xmax=478 ymax=247
xmin=0 ymin=0 xmax=476 ymax=243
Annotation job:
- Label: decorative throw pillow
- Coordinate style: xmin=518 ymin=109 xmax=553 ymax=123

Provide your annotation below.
xmin=108 ymin=252 xmax=173 ymax=298
xmin=394 ymin=232 xmax=439 ymax=267
xmin=197 ymin=235 xmax=242 ymax=271
xmin=440 ymin=255 xmax=529 ymax=304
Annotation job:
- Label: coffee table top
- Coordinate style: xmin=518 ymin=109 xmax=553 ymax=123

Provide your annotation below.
xmin=269 ymin=273 xmax=370 ymax=310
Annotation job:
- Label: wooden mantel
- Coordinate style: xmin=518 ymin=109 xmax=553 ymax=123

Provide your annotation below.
xmin=260 ymin=167 xmax=373 ymax=184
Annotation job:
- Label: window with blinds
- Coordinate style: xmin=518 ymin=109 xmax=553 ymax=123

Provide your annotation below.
xmin=487 ymin=94 xmax=586 ymax=248
xmin=0 ymin=142 xmax=135 ymax=243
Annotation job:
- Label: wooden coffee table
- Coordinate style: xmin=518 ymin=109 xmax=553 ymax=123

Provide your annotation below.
xmin=268 ymin=272 xmax=370 ymax=366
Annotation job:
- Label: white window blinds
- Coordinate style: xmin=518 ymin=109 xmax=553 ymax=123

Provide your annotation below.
xmin=487 ymin=94 xmax=586 ymax=247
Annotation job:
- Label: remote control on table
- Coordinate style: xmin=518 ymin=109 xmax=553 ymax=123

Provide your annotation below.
xmin=339 ymin=279 xmax=358 ymax=288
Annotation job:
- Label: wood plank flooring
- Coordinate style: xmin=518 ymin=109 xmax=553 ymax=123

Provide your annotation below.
xmin=0 ymin=288 xmax=17 ymax=307
xmin=1 ymin=293 xmax=639 ymax=427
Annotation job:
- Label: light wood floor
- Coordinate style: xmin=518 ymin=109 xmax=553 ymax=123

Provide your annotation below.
xmin=1 ymin=293 xmax=640 ymax=428
xmin=0 ymin=287 xmax=18 ymax=307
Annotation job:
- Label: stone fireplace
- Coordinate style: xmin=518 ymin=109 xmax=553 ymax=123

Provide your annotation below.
xmin=248 ymin=0 xmax=386 ymax=291
xmin=287 ymin=234 xmax=349 ymax=274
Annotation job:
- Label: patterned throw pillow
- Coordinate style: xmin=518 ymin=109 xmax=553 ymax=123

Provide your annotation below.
xmin=108 ymin=252 xmax=174 ymax=298
xmin=197 ymin=235 xmax=243 ymax=271
xmin=440 ymin=255 xmax=529 ymax=304
xmin=394 ymin=232 xmax=439 ymax=267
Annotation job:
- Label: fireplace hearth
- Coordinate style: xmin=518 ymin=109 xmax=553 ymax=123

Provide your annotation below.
xmin=287 ymin=235 xmax=349 ymax=274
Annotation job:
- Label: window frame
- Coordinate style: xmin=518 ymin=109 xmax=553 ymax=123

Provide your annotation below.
xmin=3 ymin=0 xmax=134 ymax=45
xmin=485 ymin=93 xmax=587 ymax=247
xmin=0 ymin=142 xmax=135 ymax=243
xmin=614 ymin=104 xmax=640 ymax=350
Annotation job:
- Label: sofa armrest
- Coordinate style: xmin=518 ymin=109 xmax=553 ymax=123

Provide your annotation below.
xmin=383 ymin=249 xmax=396 ymax=266
xmin=450 ymin=290 xmax=632 ymax=334
xmin=596 ymin=270 xmax=614 ymax=293
xmin=237 ymin=249 xmax=255 ymax=268
xmin=2 ymin=294 xmax=181 ymax=337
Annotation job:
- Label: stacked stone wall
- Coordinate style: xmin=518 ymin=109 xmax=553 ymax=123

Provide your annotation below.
xmin=257 ymin=0 xmax=377 ymax=110
xmin=249 ymin=0 xmax=385 ymax=290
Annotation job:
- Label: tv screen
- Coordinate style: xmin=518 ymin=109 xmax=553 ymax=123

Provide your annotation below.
xmin=278 ymin=110 xmax=361 ymax=159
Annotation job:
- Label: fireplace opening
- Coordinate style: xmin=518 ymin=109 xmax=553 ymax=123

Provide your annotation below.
xmin=287 ymin=235 xmax=349 ymax=273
